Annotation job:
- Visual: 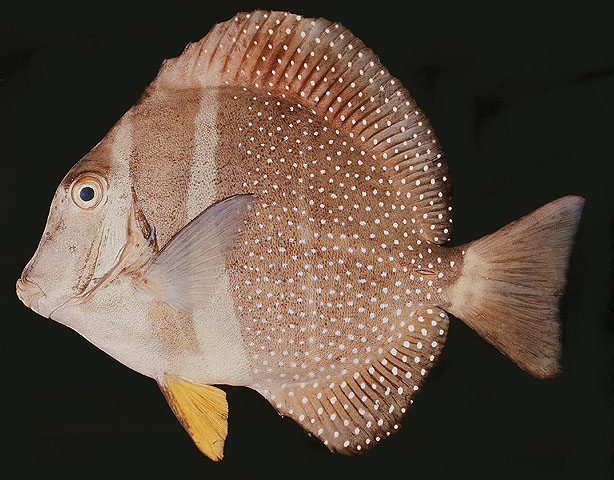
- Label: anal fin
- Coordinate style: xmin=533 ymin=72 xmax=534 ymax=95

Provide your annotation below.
xmin=259 ymin=306 xmax=449 ymax=454
xmin=159 ymin=374 xmax=228 ymax=461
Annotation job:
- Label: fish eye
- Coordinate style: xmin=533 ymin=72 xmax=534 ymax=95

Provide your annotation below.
xmin=80 ymin=187 xmax=95 ymax=201
xmin=70 ymin=175 xmax=106 ymax=210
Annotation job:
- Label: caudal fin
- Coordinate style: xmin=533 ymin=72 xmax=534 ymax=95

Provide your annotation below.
xmin=448 ymin=196 xmax=584 ymax=379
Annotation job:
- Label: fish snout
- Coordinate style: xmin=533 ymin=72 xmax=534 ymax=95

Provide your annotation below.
xmin=16 ymin=277 xmax=51 ymax=318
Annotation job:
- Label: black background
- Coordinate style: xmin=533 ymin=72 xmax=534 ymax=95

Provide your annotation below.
xmin=1 ymin=1 xmax=612 ymax=478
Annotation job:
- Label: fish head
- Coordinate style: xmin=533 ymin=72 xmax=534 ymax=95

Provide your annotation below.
xmin=16 ymin=120 xmax=141 ymax=320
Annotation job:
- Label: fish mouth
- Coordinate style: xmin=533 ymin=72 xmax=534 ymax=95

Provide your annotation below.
xmin=16 ymin=277 xmax=52 ymax=318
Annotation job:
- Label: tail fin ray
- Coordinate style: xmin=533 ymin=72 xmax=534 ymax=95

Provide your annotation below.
xmin=449 ymin=196 xmax=584 ymax=378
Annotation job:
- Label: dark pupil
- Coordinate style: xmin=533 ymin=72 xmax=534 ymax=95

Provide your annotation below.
xmin=80 ymin=186 xmax=95 ymax=202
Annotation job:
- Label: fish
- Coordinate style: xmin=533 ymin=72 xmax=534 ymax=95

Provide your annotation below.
xmin=15 ymin=10 xmax=584 ymax=461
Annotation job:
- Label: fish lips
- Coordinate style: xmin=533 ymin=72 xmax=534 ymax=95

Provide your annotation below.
xmin=16 ymin=277 xmax=55 ymax=318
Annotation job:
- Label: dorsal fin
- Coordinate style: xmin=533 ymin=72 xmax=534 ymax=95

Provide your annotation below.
xmin=154 ymin=10 xmax=453 ymax=244
xmin=257 ymin=307 xmax=449 ymax=453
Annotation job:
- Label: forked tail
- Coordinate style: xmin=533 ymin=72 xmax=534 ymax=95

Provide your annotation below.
xmin=448 ymin=196 xmax=584 ymax=378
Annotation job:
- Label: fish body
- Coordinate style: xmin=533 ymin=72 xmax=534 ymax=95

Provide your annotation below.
xmin=16 ymin=11 xmax=584 ymax=459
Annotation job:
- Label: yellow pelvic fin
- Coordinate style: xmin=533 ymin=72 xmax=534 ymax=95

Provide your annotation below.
xmin=159 ymin=374 xmax=228 ymax=461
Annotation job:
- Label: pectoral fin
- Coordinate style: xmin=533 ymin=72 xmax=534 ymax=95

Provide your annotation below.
xmin=159 ymin=374 xmax=229 ymax=461
xmin=136 ymin=194 xmax=256 ymax=312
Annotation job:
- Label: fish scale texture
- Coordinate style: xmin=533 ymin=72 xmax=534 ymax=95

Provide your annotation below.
xmin=212 ymin=90 xmax=460 ymax=452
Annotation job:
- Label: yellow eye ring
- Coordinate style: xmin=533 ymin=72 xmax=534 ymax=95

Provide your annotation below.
xmin=70 ymin=175 xmax=106 ymax=210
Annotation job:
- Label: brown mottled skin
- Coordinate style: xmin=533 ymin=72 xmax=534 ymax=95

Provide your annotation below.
xmin=215 ymin=89 xmax=461 ymax=374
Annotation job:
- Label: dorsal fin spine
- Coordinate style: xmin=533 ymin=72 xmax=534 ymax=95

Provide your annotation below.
xmin=220 ymin=17 xmax=246 ymax=76
xmin=299 ymin=26 xmax=346 ymax=95
xmin=208 ymin=22 xmax=232 ymax=72
xmin=272 ymin=16 xmax=311 ymax=85
xmin=237 ymin=12 xmax=269 ymax=80
xmin=298 ymin=24 xmax=347 ymax=97
xmin=312 ymin=32 xmax=354 ymax=110
xmin=330 ymin=47 xmax=373 ymax=110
